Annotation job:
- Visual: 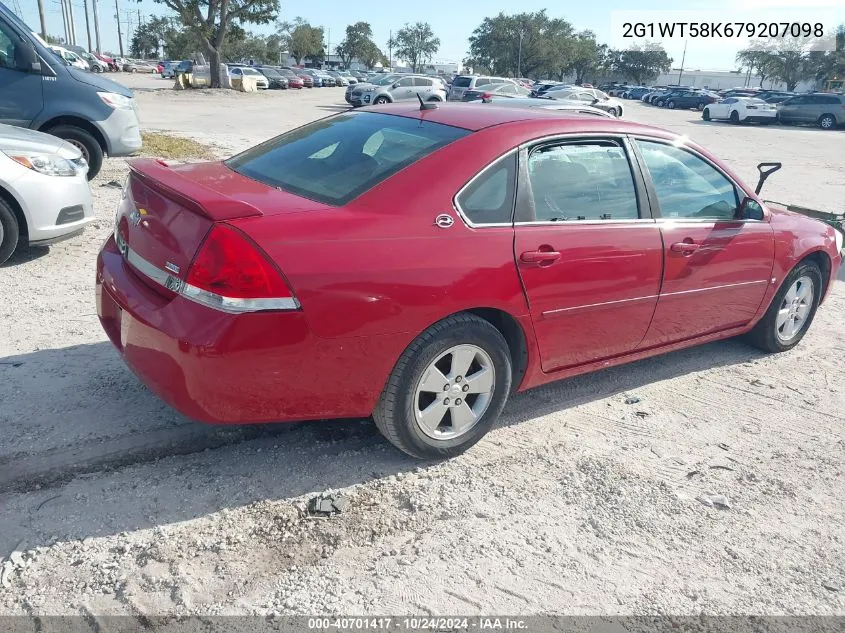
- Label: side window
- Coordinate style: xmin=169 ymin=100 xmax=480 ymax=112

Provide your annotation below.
xmin=397 ymin=77 xmax=414 ymax=87
xmin=413 ymin=77 xmax=431 ymax=87
xmin=499 ymin=83 xmax=517 ymax=94
xmin=476 ymin=78 xmax=491 ymax=87
xmin=526 ymin=141 xmax=640 ymax=222
xmin=456 ymin=153 xmax=517 ymax=225
xmin=723 ymin=98 xmax=736 ymax=104
xmin=636 ymin=140 xmax=739 ymax=220
xmin=0 ymin=20 xmax=19 ymax=70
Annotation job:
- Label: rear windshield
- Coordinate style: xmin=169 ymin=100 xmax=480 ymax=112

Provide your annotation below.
xmin=226 ymin=112 xmax=470 ymax=205
xmin=453 ymin=76 xmax=472 ymax=88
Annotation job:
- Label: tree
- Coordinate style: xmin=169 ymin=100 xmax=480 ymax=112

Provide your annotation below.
xmin=736 ymin=48 xmax=776 ymax=87
xmin=393 ymin=22 xmax=439 ymax=72
xmin=612 ymin=43 xmax=672 ymax=84
xmin=146 ymin=0 xmax=279 ymax=87
xmin=565 ymin=32 xmax=603 ymax=84
xmin=44 ymin=34 xmax=65 ymax=46
xmin=130 ymin=16 xmax=172 ymax=58
xmin=287 ymin=20 xmax=323 ymax=65
xmin=336 ymin=22 xmax=382 ymax=69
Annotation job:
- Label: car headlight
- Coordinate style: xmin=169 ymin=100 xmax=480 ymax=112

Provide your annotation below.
xmin=98 ymin=91 xmax=134 ymax=110
xmin=835 ymin=227 xmax=844 ymax=254
xmin=5 ymin=151 xmax=82 ymax=177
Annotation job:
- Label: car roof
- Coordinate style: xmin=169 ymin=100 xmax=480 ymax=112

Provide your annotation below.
xmin=361 ymin=102 xmax=662 ymax=133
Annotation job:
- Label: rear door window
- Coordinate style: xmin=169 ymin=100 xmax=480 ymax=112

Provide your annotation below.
xmin=452 ymin=76 xmax=471 ymax=88
xmin=227 ymin=112 xmax=469 ymax=205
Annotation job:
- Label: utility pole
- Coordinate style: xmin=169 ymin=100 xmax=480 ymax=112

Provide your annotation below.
xmin=517 ymin=27 xmax=525 ymax=78
xmin=327 ymin=28 xmax=330 ymax=68
xmin=114 ymin=0 xmax=124 ymax=57
xmin=677 ymin=39 xmax=688 ymax=85
xmin=92 ymin=0 xmax=101 ymax=53
xmin=60 ymin=0 xmax=69 ymax=43
xmin=68 ymin=0 xmax=77 ymax=45
xmin=37 ymin=0 xmax=48 ymax=39
xmin=137 ymin=8 xmax=142 ymax=28
xmin=388 ymin=30 xmax=392 ymax=70
xmin=83 ymin=0 xmax=92 ymax=51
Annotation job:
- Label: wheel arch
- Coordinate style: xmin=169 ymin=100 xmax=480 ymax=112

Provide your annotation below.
xmin=800 ymin=249 xmax=832 ymax=303
xmin=817 ymin=113 xmax=838 ymax=128
xmin=0 ymin=183 xmax=28 ymax=242
xmin=464 ymin=308 xmax=530 ymax=393
xmin=39 ymin=116 xmax=109 ymax=154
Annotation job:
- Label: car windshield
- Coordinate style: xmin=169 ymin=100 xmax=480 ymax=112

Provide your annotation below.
xmin=372 ymin=74 xmax=400 ymax=86
xmin=240 ymin=67 xmax=261 ymax=75
xmin=226 ymin=112 xmax=470 ymax=206
xmin=746 ymin=98 xmax=767 ymax=105
xmin=452 ymin=76 xmax=472 ymax=88
xmin=261 ymin=68 xmax=280 ymax=77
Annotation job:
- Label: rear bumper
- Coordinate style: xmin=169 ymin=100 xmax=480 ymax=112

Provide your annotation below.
xmin=95 ymin=236 xmax=389 ymax=424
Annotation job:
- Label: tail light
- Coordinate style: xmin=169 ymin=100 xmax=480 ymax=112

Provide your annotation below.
xmin=481 ymin=92 xmax=492 ymax=99
xmin=183 ymin=224 xmax=299 ymax=313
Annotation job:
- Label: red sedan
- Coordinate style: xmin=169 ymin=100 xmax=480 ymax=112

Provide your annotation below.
xmin=96 ymin=104 xmax=843 ymax=459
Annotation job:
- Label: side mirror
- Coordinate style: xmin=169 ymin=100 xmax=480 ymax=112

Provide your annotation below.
xmin=736 ymin=197 xmax=765 ymax=221
xmin=15 ymin=41 xmax=40 ymax=73
xmin=392 ymin=82 xmax=400 ymax=89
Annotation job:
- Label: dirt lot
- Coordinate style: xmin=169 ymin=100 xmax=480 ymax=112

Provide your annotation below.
xmin=0 ymin=76 xmax=844 ymax=617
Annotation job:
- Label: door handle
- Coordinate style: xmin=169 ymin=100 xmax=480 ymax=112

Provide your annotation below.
xmin=520 ymin=248 xmax=561 ymax=266
xmin=670 ymin=240 xmax=700 ymax=255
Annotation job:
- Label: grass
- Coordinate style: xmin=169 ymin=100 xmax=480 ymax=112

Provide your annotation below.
xmin=140 ymin=131 xmax=217 ymax=161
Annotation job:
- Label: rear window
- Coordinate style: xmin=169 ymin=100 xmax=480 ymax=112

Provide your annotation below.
xmin=453 ymin=76 xmax=472 ymax=88
xmin=226 ymin=112 xmax=470 ymax=206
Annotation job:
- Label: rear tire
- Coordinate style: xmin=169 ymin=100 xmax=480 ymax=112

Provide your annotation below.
xmin=702 ymin=108 xmax=711 ymax=121
xmin=667 ymin=100 xmax=676 ymax=109
xmin=730 ymin=110 xmax=740 ymax=124
xmin=697 ymin=102 xmax=706 ymax=111
xmin=819 ymin=114 xmax=836 ymax=130
xmin=747 ymin=261 xmax=822 ymax=353
xmin=373 ymin=313 xmax=512 ymax=460
xmin=0 ymin=197 xmax=20 ymax=265
xmin=46 ymin=125 xmax=103 ymax=180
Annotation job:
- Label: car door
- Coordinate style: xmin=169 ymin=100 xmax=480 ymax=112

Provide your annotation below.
xmin=0 ymin=16 xmax=44 ymax=127
xmin=390 ymin=76 xmax=416 ymax=101
xmin=710 ymin=97 xmax=734 ymax=119
xmin=632 ymin=138 xmax=774 ymax=347
xmin=512 ymin=137 xmax=664 ymax=372
xmin=413 ymin=76 xmax=433 ymax=99
xmin=778 ymin=96 xmax=803 ymax=122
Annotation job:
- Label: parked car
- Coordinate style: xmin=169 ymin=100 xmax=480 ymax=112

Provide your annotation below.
xmin=718 ymin=88 xmax=760 ymax=99
xmin=337 ymin=70 xmax=358 ymax=84
xmin=0 ymin=4 xmax=142 ymax=179
xmin=79 ymin=52 xmax=108 ymax=73
xmin=448 ymin=75 xmax=516 ymax=101
xmin=297 ymin=72 xmax=315 ymax=88
xmin=255 ymin=66 xmax=288 ymax=89
xmin=350 ymin=74 xmax=447 ymax=106
xmin=532 ymin=82 xmax=571 ymax=97
xmin=276 ymin=68 xmax=304 ymax=88
xmin=621 ymin=86 xmax=650 ymax=99
xmin=757 ymin=91 xmax=796 ymax=104
xmin=702 ymin=97 xmax=778 ymax=124
xmin=124 ymin=60 xmax=157 ymax=73
xmin=326 ymin=71 xmax=348 ymax=86
xmin=777 ymin=94 xmax=845 ymax=130
xmin=346 ymin=74 xmax=401 ymax=103
xmin=94 ymin=53 xmax=119 ymax=71
xmin=606 ymin=86 xmax=630 ymax=97
xmin=461 ymin=82 xmax=531 ymax=101
xmin=96 ymin=103 xmax=843 ymax=459
xmin=160 ymin=60 xmax=181 ymax=78
xmin=657 ymin=89 xmax=717 ymax=111
xmin=469 ymin=96 xmax=614 ymax=118
xmin=318 ymin=71 xmax=337 ymax=87
xmin=49 ymin=46 xmax=89 ymax=70
xmin=298 ymin=69 xmax=326 ymax=87
xmin=543 ymin=88 xmax=625 ymax=117
xmin=0 ymin=124 xmax=93 ymax=264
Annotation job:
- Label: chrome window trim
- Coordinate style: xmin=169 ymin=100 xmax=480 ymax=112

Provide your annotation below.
xmin=516 ymin=134 xmax=645 ymax=225
xmin=117 ymin=238 xmax=300 ymax=313
xmin=452 ymin=147 xmax=519 ymax=229
xmin=630 ymin=135 xmax=766 ymax=223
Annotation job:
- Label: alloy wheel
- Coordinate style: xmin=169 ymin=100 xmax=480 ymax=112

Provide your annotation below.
xmin=775 ymin=276 xmax=814 ymax=343
xmin=65 ymin=138 xmax=90 ymax=164
xmin=819 ymin=115 xmax=835 ymax=129
xmin=413 ymin=344 xmax=495 ymax=441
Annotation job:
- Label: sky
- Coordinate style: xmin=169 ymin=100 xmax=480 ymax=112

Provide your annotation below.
xmin=17 ymin=0 xmax=843 ymax=71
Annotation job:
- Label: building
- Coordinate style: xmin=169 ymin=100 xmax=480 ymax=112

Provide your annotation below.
xmin=652 ymin=68 xmax=815 ymax=92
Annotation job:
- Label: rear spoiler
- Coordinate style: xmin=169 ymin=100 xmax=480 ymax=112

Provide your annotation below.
xmin=128 ymin=159 xmax=263 ymax=221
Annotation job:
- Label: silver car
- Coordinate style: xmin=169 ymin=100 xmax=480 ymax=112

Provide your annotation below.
xmin=777 ymin=93 xmax=845 ymax=130
xmin=349 ymin=75 xmax=447 ymax=107
xmin=0 ymin=124 xmax=93 ymax=264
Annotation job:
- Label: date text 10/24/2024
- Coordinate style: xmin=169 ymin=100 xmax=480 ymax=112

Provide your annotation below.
xmin=308 ymin=618 xmax=529 ymax=630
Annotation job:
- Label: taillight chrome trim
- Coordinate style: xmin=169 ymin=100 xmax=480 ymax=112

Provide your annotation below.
xmin=116 ymin=236 xmax=300 ymax=313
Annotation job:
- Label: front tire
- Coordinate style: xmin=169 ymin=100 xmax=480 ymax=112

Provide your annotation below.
xmin=373 ymin=313 xmax=512 ymax=459
xmin=730 ymin=110 xmax=740 ymax=124
xmin=747 ymin=261 xmax=822 ymax=353
xmin=667 ymin=100 xmax=676 ymax=109
xmin=373 ymin=96 xmax=390 ymax=105
xmin=0 ymin=197 xmax=20 ymax=265
xmin=609 ymin=107 xmax=620 ymax=117
xmin=46 ymin=125 xmax=103 ymax=180
xmin=702 ymin=108 xmax=711 ymax=121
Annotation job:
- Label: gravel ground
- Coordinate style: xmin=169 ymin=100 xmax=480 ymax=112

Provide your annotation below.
xmin=0 ymin=77 xmax=843 ymax=617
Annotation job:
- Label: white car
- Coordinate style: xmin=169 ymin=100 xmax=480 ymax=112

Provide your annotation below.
xmin=543 ymin=88 xmax=625 ymax=117
xmin=228 ymin=66 xmax=269 ymax=89
xmin=0 ymin=124 xmax=93 ymax=264
xmin=49 ymin=45 xmax=89 ymax=70
xmin=702 ymin=97 xmax=778 ymax=124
